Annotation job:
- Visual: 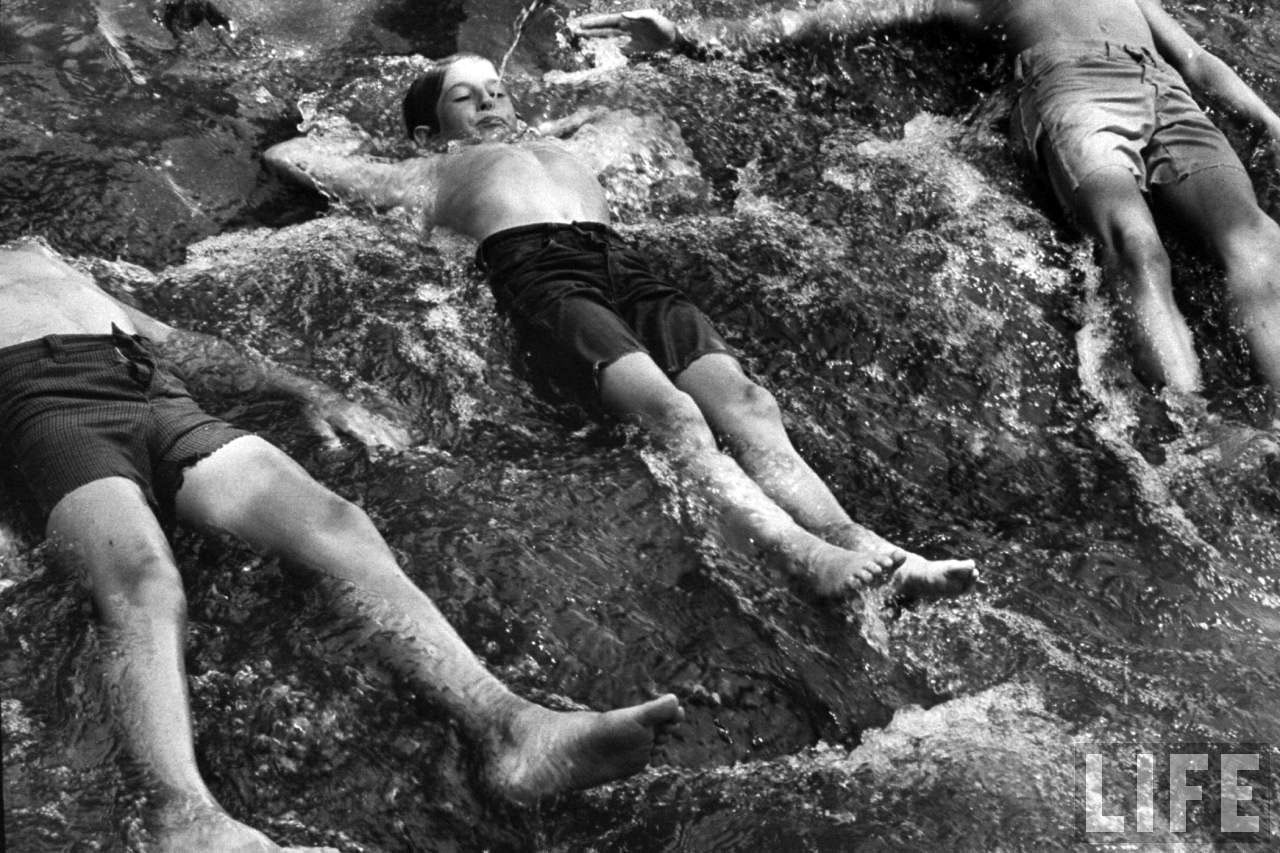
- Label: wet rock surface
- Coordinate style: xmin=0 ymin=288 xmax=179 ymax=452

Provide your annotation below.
xmin=4 ymin=0 xmax=1280 ymax=849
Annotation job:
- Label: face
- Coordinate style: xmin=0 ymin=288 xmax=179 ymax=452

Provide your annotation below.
xmin=435 ymin=56 xmax=517 ymax=141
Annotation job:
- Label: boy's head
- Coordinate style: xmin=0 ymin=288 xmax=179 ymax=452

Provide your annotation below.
xmin=403 ymin=54 xmax=517 ymax=143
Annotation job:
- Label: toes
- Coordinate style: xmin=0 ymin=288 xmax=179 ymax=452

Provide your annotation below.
xmin=946 ymin=562 xmax=979 ymax=592
xmin=880 ymin=548 xmax=908 ymax=569
xmin=635 ymin=694 xmax=683 ymax=727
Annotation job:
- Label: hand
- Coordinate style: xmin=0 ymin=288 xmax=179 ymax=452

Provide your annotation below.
xmin=569 ymin=8 xmax=680 ymax=54
xmin=301 ymin=393 xmax=413 ymax=452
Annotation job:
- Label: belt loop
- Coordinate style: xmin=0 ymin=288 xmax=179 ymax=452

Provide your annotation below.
xmin=42 ymin=334 xmax=66 ymax=363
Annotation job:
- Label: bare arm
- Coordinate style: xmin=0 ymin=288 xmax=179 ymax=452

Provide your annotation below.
xmin=1140 ymin=0 xmax=1280 ymax=140
xmin=118 ymin=303 xmax=412 ymax=450
xmin=262 ymin=133 xmax=443 ymax=219
xmin=536 ymin=106 xmax=612 ymax=138
xmin=572 ymin=1 xmax=982 ymax=59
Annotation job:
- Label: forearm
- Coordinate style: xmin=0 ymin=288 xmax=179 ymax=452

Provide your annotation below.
xmin=151 ymin=328 xmax=328 ymax=403
xmin=132 ymin=316 xmax=410 ymax=450
xmin=1189 ymin=53 xmax=1280 ymax=136
xmin=677 ymin=0 xmax=948 ymax=57
xmin=536 ymin=106 xmax=611 ymax=138
xmin=263 ymin=135 xmax=424 ymax=211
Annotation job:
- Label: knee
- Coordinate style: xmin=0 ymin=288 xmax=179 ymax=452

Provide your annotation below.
xmin=1221 ymin=216 xmax=1280 ymax=291
xmin=307 ymin=490 xmax=376 ymax=540
xmin=642 ymin=390 xmax=716 ymax=450
xmin=1230 ymin=270 xmax=1280 ymax=318
xmin=718 ymin=380 xmax=783 ymax=427
xmin=94 ymin=547 xmax=187 ymax=624
xmin=1113 ymin=226 xmax=1171 ymax=284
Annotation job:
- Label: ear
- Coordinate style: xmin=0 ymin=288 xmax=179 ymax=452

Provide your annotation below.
xmin=412 ymin=126 xmax=434 ymax=146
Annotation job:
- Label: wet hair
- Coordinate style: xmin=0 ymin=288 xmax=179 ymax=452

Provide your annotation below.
xmin=402 ymin=53 xmax=489 ymax=139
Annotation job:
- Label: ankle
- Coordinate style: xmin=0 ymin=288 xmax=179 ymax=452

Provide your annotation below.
xmin=148 ymin=788 xmax=224 ymax=830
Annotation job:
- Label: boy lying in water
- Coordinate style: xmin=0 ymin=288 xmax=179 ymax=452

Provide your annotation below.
xmin=264 ymin=52 xmax=978 ymax=601
xmin=0 ymin=238 xmax=682 ymax=851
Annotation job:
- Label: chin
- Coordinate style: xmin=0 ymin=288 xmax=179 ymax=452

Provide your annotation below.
xmin=476 ymin=123 xmax=513 ymax=140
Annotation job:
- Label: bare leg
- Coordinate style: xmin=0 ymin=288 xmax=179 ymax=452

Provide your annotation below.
xmin=1073 ymin=166 xmax=1202 ymax=393
xmin=674 ymin=354 xmax=977 ymax=599
xmin=45 ymin=479 xmax=329 ymax=852
xmin=1153 ymin=166 xmax=1280 ymax=414
xmin=174 ymin=436 xmax=681 ymax=803
xmin=597 ymin=351 xmax=886 ymax=595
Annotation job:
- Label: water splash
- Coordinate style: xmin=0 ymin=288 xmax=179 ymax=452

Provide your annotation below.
xmin=1072 ymin=252 xmax=1221 ymax=568
xmin=496 ymin=0 xmax=548 ymax=80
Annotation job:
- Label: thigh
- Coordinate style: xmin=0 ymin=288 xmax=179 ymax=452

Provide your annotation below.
xmin=1151 ymin=165 xmax=1273 ymax=260
xmin=672 ymin=352 xmax=750 ymax=409
xmin=519 ymin=288 xmax=649 ymax=405
xmin=1020 ymin=59 xmax=1151 ymax=218
xmin=173 ymin=434 xmax=324 ymax=538
xmin=597 ymin=350 xmax=689 ymax=421
xmin=175 ymin=434 xmax=401 ymax=585
xmin=46 ymin=476 xmax=176 ymax=590
xmin=1146 ymin=77 xmax=1249 ymax=198
xmin=1072 ymin=165 xmax=1162 ymax=249
xmin=13 ymin=413 xmax=156 ymax=522
xmin=620 ymin=281 xmax=735 ymax=378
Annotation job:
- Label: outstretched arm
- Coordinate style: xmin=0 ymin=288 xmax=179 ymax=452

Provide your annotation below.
xmin=119 ymin=303 xmax=412 ymax=451
xmin=1141 ymin=0 xmax=1280 ymax=145
xmin=263 ymin=131 xmax=443 ymax=218
xmin=571 ymin=2 xmax=981 ymax=59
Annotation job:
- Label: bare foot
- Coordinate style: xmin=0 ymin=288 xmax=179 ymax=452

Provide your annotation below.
xmin=784 ymin=534 xmax=904 ymax=597
xmin=487 ymin=693 xmax=683 ymax=804
xmin=888 ymin=551 xmax=978 ymax=601
xmin=148 ymin=801 xmax=338 ymax=852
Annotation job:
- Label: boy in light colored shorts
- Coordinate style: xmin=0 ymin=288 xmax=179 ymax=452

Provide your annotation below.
xmin=1013 ymin=40 xmax=1249 ymax=221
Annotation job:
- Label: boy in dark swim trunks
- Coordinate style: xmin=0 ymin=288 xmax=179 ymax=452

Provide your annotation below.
xmin=575 ymin=1 xmax=1280 ymax=418
xmin=0 ymin=238 xmax=682 ymax=852
xmin=264 ymin=54 xmax=978 ymax=602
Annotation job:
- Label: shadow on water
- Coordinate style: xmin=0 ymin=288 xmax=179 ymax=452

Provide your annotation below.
xmin=4 ymin=0 xmax=1280 ymax=850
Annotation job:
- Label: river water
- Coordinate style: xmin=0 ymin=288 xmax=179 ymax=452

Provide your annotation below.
xmin=2 ymin=0 xmax=1280 ymax=850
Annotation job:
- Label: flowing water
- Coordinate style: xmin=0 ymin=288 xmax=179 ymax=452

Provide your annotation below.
xmin=3 ymin=0 xmax=1280 ymax=850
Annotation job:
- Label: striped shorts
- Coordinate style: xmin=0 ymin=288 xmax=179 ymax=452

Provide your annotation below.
xmin=0 ymin=325 xmax=247 ymax=525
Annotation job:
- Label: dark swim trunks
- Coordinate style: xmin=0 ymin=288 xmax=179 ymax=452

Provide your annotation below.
xmin=475 ymin=221 xmax=736 ymax=405
xmin=1012 ymin=41 xmax=1248 ymax=218
xmin=0 ymin=325 xmax=248 ymax=524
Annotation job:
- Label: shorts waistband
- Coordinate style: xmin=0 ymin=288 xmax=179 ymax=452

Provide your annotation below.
xmin=476 ymin=221 xmax=621 ymax=271
xmin=0 ymin=324 xmax=151 ymax=367
xmin=1015 ymin=40 xmax=1164 ymax=77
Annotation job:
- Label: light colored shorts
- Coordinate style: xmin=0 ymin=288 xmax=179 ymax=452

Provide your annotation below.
xmin=1012 ymin=40 xmax=1248 ymax=219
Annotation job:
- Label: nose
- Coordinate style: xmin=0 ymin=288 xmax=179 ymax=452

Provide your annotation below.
xmin=478 ymin=89 xmax=495 ymax=110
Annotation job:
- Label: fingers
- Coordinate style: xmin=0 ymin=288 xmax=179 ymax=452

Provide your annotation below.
xmin=570 ymin=8 xmax=665 ymax=38
xmin=304 ymin=400 xmax=413 ymax=452
xmin=301 ymin=404 xmax=343 ymax=451
xmin=569 ymin=12 xmax=629 ymax=36
xmin=333 ymin=411 xmax=413 ymax=451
